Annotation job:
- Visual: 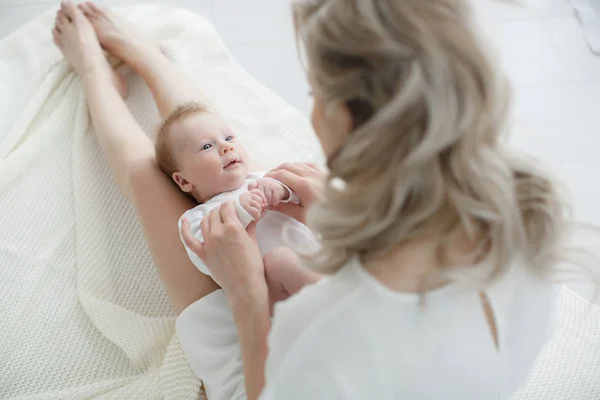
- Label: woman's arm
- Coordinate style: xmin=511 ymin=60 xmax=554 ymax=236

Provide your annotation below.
xmin=229 ymin=284 xmax=271 ymax=400
xmin=181 ymin=203 xmax=271 ymax=399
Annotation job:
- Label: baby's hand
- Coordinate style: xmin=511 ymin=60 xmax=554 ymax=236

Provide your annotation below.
xmin=240 ymin=189 xmax=268 ymax=221
xmin=248 ymin=178 xmax=288 ymax=208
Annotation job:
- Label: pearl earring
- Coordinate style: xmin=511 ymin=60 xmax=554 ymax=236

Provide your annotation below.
xmin=329 ymin=177 xmax=347 ymax=192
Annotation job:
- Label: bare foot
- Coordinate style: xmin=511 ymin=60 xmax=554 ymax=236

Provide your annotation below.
xmin=78 ymin=2 xmax=156 ymax=64
xmin=53 ymin=1 xmax=127 ymax=98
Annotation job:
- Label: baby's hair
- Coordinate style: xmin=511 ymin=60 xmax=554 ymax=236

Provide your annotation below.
xmin=155 ymin=101 xmax=209 ymax=177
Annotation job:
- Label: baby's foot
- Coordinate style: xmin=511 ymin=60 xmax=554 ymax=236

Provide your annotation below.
xmin=53 ymin=1 xmax=127 ymax=98
xmin=78 ymin=2 xmax=156 ymax=64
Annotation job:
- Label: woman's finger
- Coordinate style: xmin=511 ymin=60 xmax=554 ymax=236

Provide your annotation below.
xmin=270 ymin=162 xmax=312 ymax=177
xmin=219 ymin=201 xmax=239 ymax=223
xmin=181 ymin=218 xmax=205 ymax=259
xmin=247 ymin=221 xmax=258 ymax=240
xmin=302 ymin=162 xmax=320 ymax=171
xmin=270 ymin=187 xmax=278 ymax=206
xmin=265 ymin=169 xmax=302 ymax=189
xmin=200 ymin=212 xmax=210 ymax=237
xmin=208 ymin=206 xmax=223 ymax=234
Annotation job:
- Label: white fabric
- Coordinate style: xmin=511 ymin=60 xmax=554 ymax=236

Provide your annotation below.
xmin=178 ymin=172 xmax=313 ymax=277
xmin=177 ymin=290 xmax=246 ymax=400
xmin=259 ymin=257 xmax=560 ymax=400
xmin=0 ymin=4 xmax=323 ymax=399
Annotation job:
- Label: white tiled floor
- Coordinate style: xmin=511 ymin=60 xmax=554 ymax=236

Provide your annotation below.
xmin=1 ymin=0 xmax=600 ymax=294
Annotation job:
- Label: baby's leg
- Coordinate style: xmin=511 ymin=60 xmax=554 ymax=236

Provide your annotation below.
xmin=264 ymin=247 xmax=323 ymax=308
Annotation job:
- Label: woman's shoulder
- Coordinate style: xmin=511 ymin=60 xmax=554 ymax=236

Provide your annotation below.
xmin=264 ymin=256 xmax=561 ymax=399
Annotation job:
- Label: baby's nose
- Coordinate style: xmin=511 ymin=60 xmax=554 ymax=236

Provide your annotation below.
xmin=221 ymin=143 xmax=234 ymax=155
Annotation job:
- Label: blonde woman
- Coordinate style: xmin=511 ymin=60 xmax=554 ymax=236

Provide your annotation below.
xmin=52 ymin=0 xmax=586 ymax=399
xmin=182 ymin=1 xmax=581 ymax=399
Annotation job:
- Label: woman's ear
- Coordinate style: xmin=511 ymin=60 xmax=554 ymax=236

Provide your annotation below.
xmin=331 ymin=102 xmax=353 ymax=138
xmin=173 ymin=172 xmax=193 ymax=193
xmin=324 ymin=101 xmax=353 ymax=152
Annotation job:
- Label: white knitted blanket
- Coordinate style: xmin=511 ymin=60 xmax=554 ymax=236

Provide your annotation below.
xmin=0 ymin=4 xmax=598 ymax=400
xmin=0 ymin=4 xmax=321 ymax=399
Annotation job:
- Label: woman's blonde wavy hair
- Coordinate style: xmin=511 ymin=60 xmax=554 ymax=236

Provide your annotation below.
xmin=293 ymin=0 xmax=597 ymax=288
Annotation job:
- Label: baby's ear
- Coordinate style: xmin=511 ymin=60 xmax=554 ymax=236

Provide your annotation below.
xmin=173 ymin=172 xmax=193 ymax=193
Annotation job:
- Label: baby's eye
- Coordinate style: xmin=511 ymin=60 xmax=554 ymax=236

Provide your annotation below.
xmin=202 ymin=143 xmax=213 ymax=151
xmin=225 ymin=135 xmax=235 ymax=142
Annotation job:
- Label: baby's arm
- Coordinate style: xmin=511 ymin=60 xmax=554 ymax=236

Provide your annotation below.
xmin=248 ymin=178 xmax=300 ymax=209
xmin=264 ymin=247 xmax=323 ymax=311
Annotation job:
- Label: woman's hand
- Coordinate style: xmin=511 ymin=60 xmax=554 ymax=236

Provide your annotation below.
xmin=265 ymin=162 xmax=325 ymax=223
xmin=181 ymin=201 xmax=267 ymax=301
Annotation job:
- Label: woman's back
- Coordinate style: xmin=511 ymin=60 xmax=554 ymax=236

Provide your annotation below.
xmin=261 ymin=257 xmax=559 ymax=400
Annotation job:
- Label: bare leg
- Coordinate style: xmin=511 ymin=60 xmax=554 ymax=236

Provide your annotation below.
xmin=53 ymin=24 xmax=128 ymax=99
xmin=264 ymin=247 xmax=323 ymax=312
xmin=79 ymin=2 xmax=264 ymax=170
xmin=53 ymin=1 xmax=218 ymax=314
xmin=78 ymin=1 xmax=209 ymax=118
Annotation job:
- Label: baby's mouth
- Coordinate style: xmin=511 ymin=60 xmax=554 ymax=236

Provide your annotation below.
xmin=224 ymin=159 xmax=240 ymax=169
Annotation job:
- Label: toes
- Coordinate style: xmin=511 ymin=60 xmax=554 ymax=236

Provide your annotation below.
xmin=87 ymin=2 xmax=102 ymax=14
xmin=52 ymin=28 xmax=63 ymax=49
xmin=78 ymin=2 xmax=96 ymax=18
xmin=56 ymin=10 xmax=69 ymax=28
xmin=61 ymin=0 xmax=80 ymax=22
xmin=78 ymin=3 xmax=91 ymax=16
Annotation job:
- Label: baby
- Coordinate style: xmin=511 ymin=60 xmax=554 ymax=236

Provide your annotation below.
xmin=154 ymin=101 xmax=322 ymax=305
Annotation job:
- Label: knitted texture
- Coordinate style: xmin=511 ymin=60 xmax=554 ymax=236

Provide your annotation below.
xmin=511 ymin=287 xmax=600 ymax=400
xmin=0 ymin=4 xmax=321 ymax=399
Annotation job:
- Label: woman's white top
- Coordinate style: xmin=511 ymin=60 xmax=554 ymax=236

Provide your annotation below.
xmin=259 ymin=257 xmax=559 ymax=400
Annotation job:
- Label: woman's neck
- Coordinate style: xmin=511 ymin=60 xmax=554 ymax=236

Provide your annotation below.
xmin=362 ymin=229 xmax=480 ymax=293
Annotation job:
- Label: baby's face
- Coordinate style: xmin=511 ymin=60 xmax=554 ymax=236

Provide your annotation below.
xmin=170 ymin=112 xmax=249 ymax=202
